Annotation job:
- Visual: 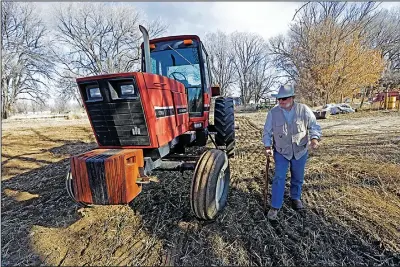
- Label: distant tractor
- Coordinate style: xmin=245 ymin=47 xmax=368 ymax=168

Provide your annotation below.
xmin=66 ymin=26 xmax=235 ymax=220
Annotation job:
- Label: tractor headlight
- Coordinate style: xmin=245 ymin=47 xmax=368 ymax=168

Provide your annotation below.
xmin=121 ymin=84 xmax=135 ymax=96
xmin=108 ymin=79 xmax=137 ymax=99
xmin=87 ymin=86 xmax=102 ymax=101
xmin=89 ymin=87 xmax=101 ymax=98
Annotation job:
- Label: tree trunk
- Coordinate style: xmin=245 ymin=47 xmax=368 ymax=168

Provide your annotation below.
xmin=2 ymin=109 xmax=8 ymax=119
xmin=360 ymin=95 xmax=365 ymax=109
xmin=2 ymin=96 xmax=8 ymax=119
xmin=385 ymin=87 xmax=390 ymax=109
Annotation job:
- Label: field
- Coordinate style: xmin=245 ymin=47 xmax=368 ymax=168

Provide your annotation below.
xmin=1 ymin=110 xmax=400 ymax=266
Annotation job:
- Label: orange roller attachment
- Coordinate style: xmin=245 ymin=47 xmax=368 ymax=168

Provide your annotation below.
xmin=70 ymin=149 xmax=144 ymax=205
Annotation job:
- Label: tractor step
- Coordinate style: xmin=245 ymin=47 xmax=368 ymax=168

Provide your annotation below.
xmin=136 ymin=176 xmax=159 ymax=184
xmin=156 ymin=160 xmax=197 ymax=171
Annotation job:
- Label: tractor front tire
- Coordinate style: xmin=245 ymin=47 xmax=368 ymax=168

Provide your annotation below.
xmin=190 ymin=149 xmax=230 ymax=220
xmin=214 ymin=97 xmax=235 ymax=158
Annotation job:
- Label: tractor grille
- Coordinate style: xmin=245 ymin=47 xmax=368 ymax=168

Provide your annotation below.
xmin=86 ymin=100 xmax=150 ymax=146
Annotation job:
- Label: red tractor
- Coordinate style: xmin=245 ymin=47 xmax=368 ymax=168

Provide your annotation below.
xmin=66 ymin=26 xmax=235 ymax=220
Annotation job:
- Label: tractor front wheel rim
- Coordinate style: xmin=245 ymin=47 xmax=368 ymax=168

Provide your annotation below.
xmin=215 ymin=167 xmax=226 ymax=210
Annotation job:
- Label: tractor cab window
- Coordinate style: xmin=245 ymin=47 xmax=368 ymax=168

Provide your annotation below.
xmin=150 ymin=46 xmax=203 ymax=117
xmin=167 ymin=65 xmax=201 ymax=87
xmin=201 ymin=47 xmax=211 ymax=93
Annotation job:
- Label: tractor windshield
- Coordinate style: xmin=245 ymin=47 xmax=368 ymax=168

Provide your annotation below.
xmin=150 ymin=47 xmax=203 ymax=116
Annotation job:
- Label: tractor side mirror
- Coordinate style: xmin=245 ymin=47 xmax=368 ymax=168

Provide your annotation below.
xmin=211 ymin=85 xmax=220 ymax=97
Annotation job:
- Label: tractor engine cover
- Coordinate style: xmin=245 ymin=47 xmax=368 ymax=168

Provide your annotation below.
xmin=70 ymin=149 xmax=144 ymax=205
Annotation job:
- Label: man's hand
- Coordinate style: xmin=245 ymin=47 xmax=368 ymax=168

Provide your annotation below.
xmin=310 ymin=139 xmax=320 ymax=150
xmin=265 ymin=146 xmax=273 ymax=157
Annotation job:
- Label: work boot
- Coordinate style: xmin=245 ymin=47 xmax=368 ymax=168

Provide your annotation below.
xmin=291 ymin=199 xmax=304 ymax=211
xmin=267 ymin=208 xmax=279 ymax=221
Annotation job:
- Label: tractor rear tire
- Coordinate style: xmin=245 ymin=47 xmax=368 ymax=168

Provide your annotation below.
xmin=190 ymin=149 xmax=230 ymax=220
xmin=214 ymin=97 xmax=235 ymax=158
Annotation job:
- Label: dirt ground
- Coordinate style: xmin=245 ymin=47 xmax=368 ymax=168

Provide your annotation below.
xmin=1 ymin=110 xmax=400 ymax=266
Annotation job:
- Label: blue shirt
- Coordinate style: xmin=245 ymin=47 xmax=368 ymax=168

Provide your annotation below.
xmin=262 ymin=104 xmax=322 ymax=147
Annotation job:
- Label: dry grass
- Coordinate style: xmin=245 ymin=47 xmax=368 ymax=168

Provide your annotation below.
xmin=1 ymin=112 xmax=400 ymax=266
xmin=1 ymin=124 xmax=96 ymax=180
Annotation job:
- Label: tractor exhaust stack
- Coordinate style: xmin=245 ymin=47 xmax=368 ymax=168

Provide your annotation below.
xmin=139 ymin=25 xmax=152 ymax=73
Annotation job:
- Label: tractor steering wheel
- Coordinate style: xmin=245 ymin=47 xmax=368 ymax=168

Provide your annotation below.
xmin=168 ymin=71 xmax=188 ymax=81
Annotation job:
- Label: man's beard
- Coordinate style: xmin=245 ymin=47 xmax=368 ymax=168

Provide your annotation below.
xmin=280 ymin=102 xmax=293 ymax=109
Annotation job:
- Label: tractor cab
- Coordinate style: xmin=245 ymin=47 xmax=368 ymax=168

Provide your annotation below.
xmin=141 ymin=35 xmax=214 ymax=121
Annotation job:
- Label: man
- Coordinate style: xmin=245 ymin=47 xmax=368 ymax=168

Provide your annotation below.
xmin=263 ymin=84 xmax=322 ymax=221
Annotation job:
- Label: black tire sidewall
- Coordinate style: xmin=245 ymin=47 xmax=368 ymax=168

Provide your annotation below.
xmin=205 ymin=153 xmax=230 ymax=219
xmin=214 ymin=97 xmax=235 ymax=156
xmin=191 ymin=149 xmax=230 ymax=220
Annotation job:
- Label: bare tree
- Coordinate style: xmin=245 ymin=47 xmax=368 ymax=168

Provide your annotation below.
xmin=1 ymin=2 xmax=54 ymax=119
xmin=204 ymin=31 xmax=236 ymax=96
xmin=54 ymin=71 xmax=83 ymax=107
xmin=366 ymin=7 xmax=400 ymax=91
xmin=249 ymin=55 xmax=278 ymax=104
xmin=14 ymin=100 xmax=29 ymax=115
xmin=270 ymin=2 xmax=385 ymax=105
xmin=28 ymin=101 xmax=47 ymax=114
xmin=53 ymin=3 xmax=167 ymax=74
xmin=231 ymin=32 xmax=267 ymax=105
xmin=269 ymin=34 xmax=299 ymax=83
xmin=52 ymin=2 xmax=168 ymax=104
xmin=51 ymin=97 xmax=70 ymax=114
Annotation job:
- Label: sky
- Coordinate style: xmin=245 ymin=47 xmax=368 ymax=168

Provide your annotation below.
xmin=35 ymin=1 xmax=400 ymax=51
xmin=120 ymin=1 xmax=400 ymax=40
xmin=33 ymin=1 xmax=400 ymax=102
xmin=36 ymin=1 xmax=400 ymax=54
xmin=37 ymin=2 xmax=305 ymax=40
xmin=131 ymin=2 xmax=303 ymax=40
